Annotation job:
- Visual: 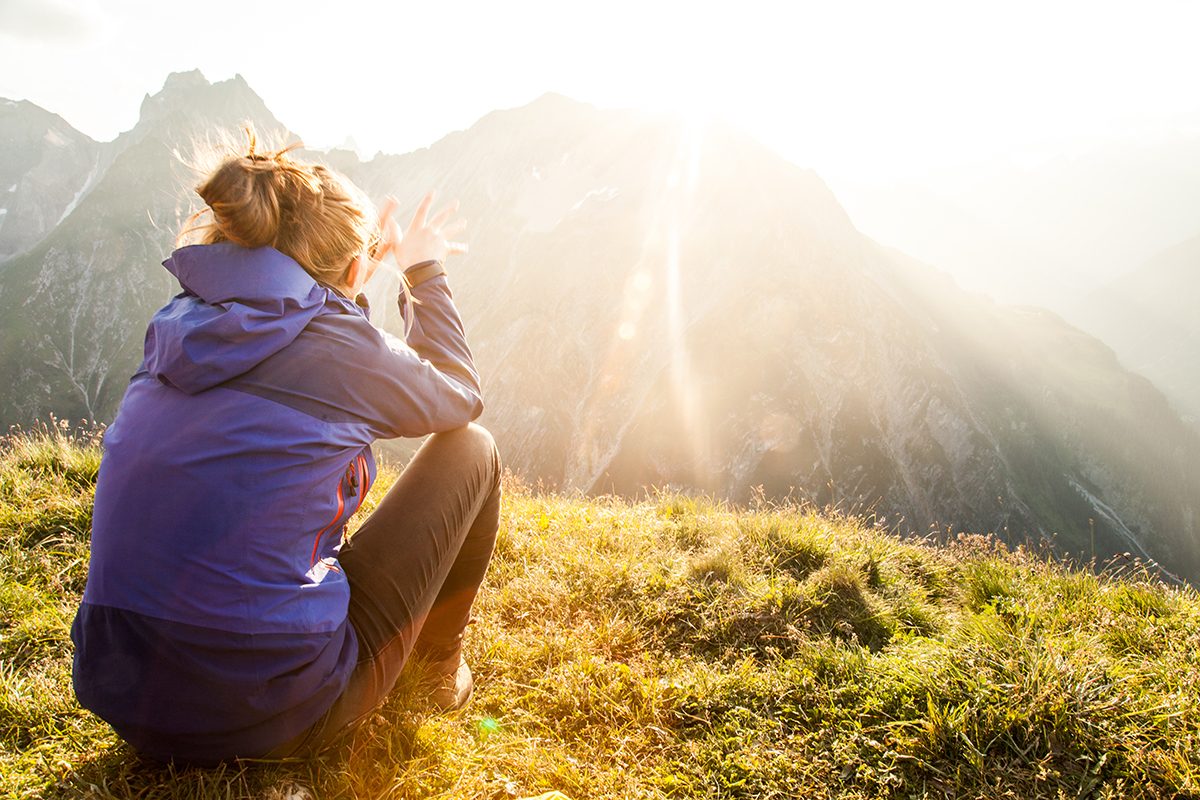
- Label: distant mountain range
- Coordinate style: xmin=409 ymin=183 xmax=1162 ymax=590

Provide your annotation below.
xmin=834 ymin=134 xmax=1200 ymax=310
xmin=1 ymin=71 xmax=1198 ymax=581
xmin=1069 ymin=234 xmax=1200 ymax=427
xmin=834 ymin=138 xmax=1200 ymax=432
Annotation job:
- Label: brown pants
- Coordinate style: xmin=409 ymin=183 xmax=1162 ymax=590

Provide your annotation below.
xmin=269 ymin=423 xmax=502 ymax=757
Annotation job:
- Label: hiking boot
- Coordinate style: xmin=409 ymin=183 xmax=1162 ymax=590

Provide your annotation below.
xmin=428 ymin=652 xmax=474 ymax=711
xmin=417 ymin=637 xmax=475 ymax=711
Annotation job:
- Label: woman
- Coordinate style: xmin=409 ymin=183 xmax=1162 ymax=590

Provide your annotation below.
xmin=70 ymin=133 xmax=501 ymax=764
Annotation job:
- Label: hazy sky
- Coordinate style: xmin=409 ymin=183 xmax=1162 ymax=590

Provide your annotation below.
xmin=1 ymin=0 xmax=1199 ymax=183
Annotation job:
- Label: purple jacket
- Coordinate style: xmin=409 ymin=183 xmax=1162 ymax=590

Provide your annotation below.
xmin=71 ymin=243 xmax=482 ymax=763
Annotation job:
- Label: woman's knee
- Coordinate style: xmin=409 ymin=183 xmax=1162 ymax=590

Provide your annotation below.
xmin=433 ymin=423 xmax=501 ymax=481
xmin=442 ymin=422 xmax=497 ymax=456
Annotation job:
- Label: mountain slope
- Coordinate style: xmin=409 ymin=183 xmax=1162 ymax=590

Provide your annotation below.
xmin=0 ymin=78 xmax=1197 ymax=581
xmin=342 ymin=101 xmax=1200 ymax=579
xmin=0 ymin=98 xmax=100 ymax=262
xmin=1069 ymin=233 xmax=1200 ymax=428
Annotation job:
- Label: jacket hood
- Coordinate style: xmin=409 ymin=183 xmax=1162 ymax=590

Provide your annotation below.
xmin=144 ymin=243 xmax=355 ymax=394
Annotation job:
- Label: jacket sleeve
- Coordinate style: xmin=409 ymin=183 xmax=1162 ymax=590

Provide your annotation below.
xmin=358 ymin=273 xmax=483 ymax=439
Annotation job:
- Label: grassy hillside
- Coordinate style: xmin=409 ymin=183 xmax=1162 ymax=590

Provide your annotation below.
xmin=2 ymin=423 xmax=1199 ymax=800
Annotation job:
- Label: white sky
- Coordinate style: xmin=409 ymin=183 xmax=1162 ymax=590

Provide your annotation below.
xmin=1 ymin=0 xmax=1199 ymax=183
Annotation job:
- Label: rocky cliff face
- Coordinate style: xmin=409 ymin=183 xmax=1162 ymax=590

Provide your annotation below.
xmin=0 ymin=100 xmax=99 ymax=262
xmin=1 ymin=74 xmax=1198 ymax=581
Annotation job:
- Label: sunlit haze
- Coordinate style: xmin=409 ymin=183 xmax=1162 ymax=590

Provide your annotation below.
xmin=2 ymin=0 xmax=1200 ymax=646
xmin=2 ymin=0 xmax=1199 ymax=185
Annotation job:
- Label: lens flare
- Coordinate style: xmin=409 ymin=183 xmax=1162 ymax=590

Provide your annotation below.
xmin=663 ymin=115 xmax=711 ymax=481
xmin=567 ymin=114 xmax=711 ymax=491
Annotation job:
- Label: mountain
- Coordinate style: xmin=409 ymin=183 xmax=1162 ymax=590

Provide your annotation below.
xmin=832 ymin=134 xmax=1200 ymax=311
xmin=0 ymin=98 xmax=100 ymax=262
xmin=1 ymin=73 xmax=1198 ymax=581
xmin=0 ymin=71 xmax=288 ymax=421
xmin=1068 ymin=234 xmax=1200 ymax=428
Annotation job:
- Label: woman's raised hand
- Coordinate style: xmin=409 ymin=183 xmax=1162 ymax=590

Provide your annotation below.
xmin=379 ymin=191 xmax=468 ymax=270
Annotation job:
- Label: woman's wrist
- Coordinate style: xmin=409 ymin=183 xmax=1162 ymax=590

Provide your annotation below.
xmin=404 ymin=259 xmax=446 ymax=286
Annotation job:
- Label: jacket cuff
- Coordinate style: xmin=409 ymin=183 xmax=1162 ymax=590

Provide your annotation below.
xmin=404 ymin=260 xmax=446 ymax=287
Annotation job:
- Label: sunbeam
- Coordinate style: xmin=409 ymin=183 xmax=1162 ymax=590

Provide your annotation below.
xmin=568 ymin=112 xmax=713 ymax=491
xmin=662 ymin=113 xmax=710 ymax=484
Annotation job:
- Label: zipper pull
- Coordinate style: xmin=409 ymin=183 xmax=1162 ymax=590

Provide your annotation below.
xmin=346 ymin=463 xmax=359 ymax=497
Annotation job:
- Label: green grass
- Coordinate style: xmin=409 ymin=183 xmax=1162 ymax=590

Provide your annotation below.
xmin=2 ymin=424 xmax=1199 ymax=799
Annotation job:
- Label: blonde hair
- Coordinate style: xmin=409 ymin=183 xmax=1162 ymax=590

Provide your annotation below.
xmin=178 ymin=127 xmax=380 ymax=292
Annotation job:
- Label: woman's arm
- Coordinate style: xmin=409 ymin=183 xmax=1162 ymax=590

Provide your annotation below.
xmin=396 ymin=267 xmax=480 ymax=403
xmin=364 ymin=270 xmax=483 ymax=438
xmin=354 ymin=192 xmax=483 ymax=438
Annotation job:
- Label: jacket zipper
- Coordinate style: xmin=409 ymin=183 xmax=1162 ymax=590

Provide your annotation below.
xmin=310 ymin=455 xmax=370 ymax=567
xmin=309 ymin=472 xmax=347 ymax=566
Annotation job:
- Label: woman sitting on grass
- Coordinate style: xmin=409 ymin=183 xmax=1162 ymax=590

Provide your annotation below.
xmin=70 ymin=131 xmax=501 ymax=764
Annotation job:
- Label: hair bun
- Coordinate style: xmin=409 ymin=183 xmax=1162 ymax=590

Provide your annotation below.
xmin=181 ymin=126 xmax=378 ymax=298
xmin=196 ymin=156 xmax=284 ymax=248
xmin=195 ymin=134 xmax=313 ymax=248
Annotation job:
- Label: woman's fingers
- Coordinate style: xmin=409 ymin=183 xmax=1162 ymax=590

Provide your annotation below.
xmin=409 ymin=191 xmax=435 ymax=230
xmin=389 ymin=190 xmax=469 ymax=263
xmin=379 ymin=214 xmax=402 ymax=255
xmin=378 ymin=195 xmax=399 ymax=223
xmin=373 ymin=197 xmax=401 ymax=257
xmin=440 ymin=217 xmax=468 ymax=237
xmin=427 ymin=198 xmax=460 ymax=231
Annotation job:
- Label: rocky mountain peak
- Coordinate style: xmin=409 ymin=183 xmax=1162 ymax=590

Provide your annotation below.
xmin=134 ymin=69 xmax=282 ymax=143
xmin=162 ymin=68 xmax=210 ymax=91
xmin=138 ymin=70 xmax=209 ymax=120
xmin=0 ymin=97 xmax=82 ymax=132
xmin=0 ymin=97 xmax=99 ymax=262
xmin=526 ymin=90 xmax=589 ymax=110
xmin=1 ymin=97 xmax=36 ymax=114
